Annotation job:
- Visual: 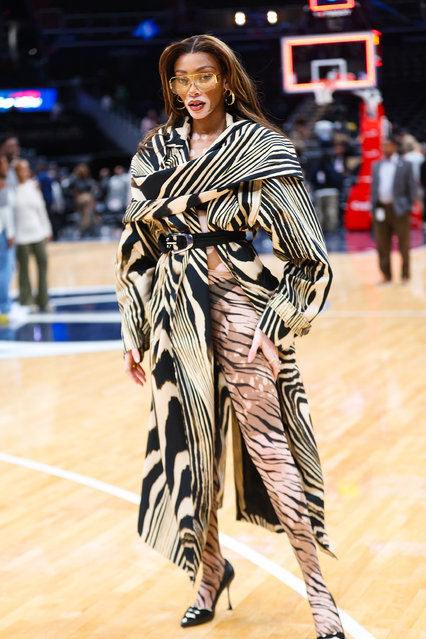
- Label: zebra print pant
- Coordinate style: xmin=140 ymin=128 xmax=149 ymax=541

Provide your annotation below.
xmin=191 ymin=270 xmax=343 ymax=637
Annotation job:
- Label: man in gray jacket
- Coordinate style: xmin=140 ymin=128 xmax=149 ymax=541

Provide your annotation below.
xmin=371 ymin=136 xmax=416 ymax=284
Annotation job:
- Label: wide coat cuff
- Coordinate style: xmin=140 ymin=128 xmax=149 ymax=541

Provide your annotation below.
xmin=257 ymin=293 xmax=311 ymax=350
xmin=121 ymin=314 xmax=150 ymax=355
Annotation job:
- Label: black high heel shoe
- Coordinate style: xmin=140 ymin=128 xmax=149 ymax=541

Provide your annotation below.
xmin=317 ymin=632 xmax=345 ymax=638
xmin=180 ymin=559 xmax=235 ymax=628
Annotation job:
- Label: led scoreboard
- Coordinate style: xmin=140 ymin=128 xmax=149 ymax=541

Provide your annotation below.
xmin=0 ymin=89 xmax=58 ymax=112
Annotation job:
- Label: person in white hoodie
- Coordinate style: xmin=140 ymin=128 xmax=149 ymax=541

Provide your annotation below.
xmin=15 ymin=159 xmax=53 ymax=311
xmin=0 ymin=155 xmax=15 ymax=323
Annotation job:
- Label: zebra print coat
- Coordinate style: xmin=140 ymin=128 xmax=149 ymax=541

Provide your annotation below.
xmin=115 ymin=114 xmax=335 ymax=581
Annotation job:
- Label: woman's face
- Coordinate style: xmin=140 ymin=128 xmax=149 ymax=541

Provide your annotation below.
xmin=173 ymin=52 xmax=227 ymax=122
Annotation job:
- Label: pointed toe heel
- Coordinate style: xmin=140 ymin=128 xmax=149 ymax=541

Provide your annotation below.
xmin=180 ymin=559 xmax=235 ymax=628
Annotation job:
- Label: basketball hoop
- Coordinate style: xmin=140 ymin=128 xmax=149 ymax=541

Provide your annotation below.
xmin=314 ymin=79 xmax=336 ymax=106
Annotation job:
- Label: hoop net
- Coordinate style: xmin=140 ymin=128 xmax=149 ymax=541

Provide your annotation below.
xmin=314 ymin=79 xmax=336 ymax=106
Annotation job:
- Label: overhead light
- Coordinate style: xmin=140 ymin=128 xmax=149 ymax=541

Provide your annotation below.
xmin=235 ymin=11 xmax=246 ymax=26
xmin=267 ymin=10 xmax=278 ymax=24
xmin=132 ymin=19 xmax=159 ymax=40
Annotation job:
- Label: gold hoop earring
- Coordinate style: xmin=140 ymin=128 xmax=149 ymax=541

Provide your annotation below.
xmin=175 ymin=95 xmax=186 ymax=110
xmin=224 ymin=88 xmax=235 ymax=106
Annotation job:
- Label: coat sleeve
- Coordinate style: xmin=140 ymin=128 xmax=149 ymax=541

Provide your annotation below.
xmin=115 ymin=221 xmax=160 ymax=354
xmin=255 ymin=176 xmax=332 ymax=350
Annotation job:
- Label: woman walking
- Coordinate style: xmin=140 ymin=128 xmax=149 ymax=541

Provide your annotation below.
xmin=15 ymin=159 xmax=52 ymax=311
xmin=115 ymin=34 xmax=345 ymax=639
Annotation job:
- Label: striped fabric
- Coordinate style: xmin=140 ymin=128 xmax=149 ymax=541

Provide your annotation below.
xmin=115 ymin=114 xmax=335 ymax=581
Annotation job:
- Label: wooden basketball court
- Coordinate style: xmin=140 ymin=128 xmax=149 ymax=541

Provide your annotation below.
xmin=0 ymin=240 xmax=425 ymax=639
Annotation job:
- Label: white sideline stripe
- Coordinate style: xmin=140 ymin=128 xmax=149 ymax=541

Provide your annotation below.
xmin=52 ymin=294 xmax=118 ymax=306
xmin=0 ymin=453 xmax=139 ymax=504
xmin=0 ymin=340 xmax=122 ymax=359
xmin=11 ymin=285 xmax=116 ymax=296
xmin=22 ymin=311 xmax=121 ymax=323
xmin=0 ymin=452 xmax=376 ymax=639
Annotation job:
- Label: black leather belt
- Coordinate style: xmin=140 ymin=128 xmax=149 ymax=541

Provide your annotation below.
xmin=158 ymin=231 xmax=248 ymax=254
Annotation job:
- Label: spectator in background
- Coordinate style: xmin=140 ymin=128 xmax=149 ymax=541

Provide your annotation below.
xmin=0 ymin=134 xmax=20 ymax=189
xmin=371 ymin=137 xmax=416 ymax=285
xmin=105 ymin=165 xmax=130 ymax=222
xmin=288 ymin=115 xmax=308 ymax=159
xmin=57 ymin=167 xmax=74 ymax=219
xmin=49 ymin=164 xmax=66 ymax=234
xmin=332 ymin=142 xmax=351 ymax=223
xmin=140 ymin=109 xmax=158 ymax=137
xmin=14 ymin=159 xmax=53 ymax=311
xmin=36 ymin=160 xmax=61 ymax=240
xmin=0 ymin=155 xmax=15 ymax=324
xmin=401 ymin=135 xmax=424 ymax=202
xmin=307 ymin=152 xmax=343 ymax=231
xmin=96 ymin=167 xmax=111 ymax=215
xmin=332 ymin=120 xmax=351 ymax=148
xmin=332 ymin=143 xmax=348 ymax=178
xmin=314 ymin=118 xmax=334 ymax=149
xmin=69 ymin=163 xmax=97 ymax=237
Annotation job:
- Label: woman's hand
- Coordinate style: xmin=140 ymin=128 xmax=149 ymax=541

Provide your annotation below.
xmin=124 ymin=348 xmax=147 ymax=387
xmin=247 ymin=327 xmax=280 ymax=382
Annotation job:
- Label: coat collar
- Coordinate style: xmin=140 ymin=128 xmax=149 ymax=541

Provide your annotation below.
xmin=380 ymin=153 xmax=405 ymax=169
xmin=165 ymin=112 xmax=236 ymax=148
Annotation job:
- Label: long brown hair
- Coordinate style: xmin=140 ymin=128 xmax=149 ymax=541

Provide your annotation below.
xmin=139 ymin=34 xmax=284 ymax=150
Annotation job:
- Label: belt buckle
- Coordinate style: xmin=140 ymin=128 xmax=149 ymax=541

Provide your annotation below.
xmin=165 ymin=232 xmax=193 ymax=253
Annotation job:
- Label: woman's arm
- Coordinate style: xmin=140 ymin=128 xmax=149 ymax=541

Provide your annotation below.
xmin=256 ymin=175 xmax=332 ymax=351
xmin=115 ymin=221 xmax=160 ymax=382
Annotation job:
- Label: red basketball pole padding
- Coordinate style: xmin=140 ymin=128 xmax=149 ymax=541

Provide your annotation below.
xmin=344 ymin=101 xmax=385 ymax=230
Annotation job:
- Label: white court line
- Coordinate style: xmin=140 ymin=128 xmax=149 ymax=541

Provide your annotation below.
xmin=0 ymin=340 xmax=122 ymax=359
xmin=46 ymin=284 xmax=116 ymax=295
xmin=21 ymin=311 xmax=121 ymax=323
xmin=51 ymin=294 xmax=118 ymax=306
xmin=11 ymin=285 xmax=116 ymax=296
xmin=0 ymin=452 xmax=376 ymax=639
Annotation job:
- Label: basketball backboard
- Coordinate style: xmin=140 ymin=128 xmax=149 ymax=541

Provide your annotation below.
xmin=309 ymin=0 xmax=355 ymax=12
xmin=281 ymin=32 xmax=377 ymax=93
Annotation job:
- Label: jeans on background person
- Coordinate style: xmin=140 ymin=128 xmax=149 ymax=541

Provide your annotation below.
xmin=16 ymin=240 xmax=49 ymax=308
xmin=0 ymin=231 xmax=15 ymax=315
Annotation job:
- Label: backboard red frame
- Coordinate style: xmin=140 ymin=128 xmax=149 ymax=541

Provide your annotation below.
xmin=309 ymin=0 xmax=355 ymax=12
xmin=281 ymin=32 xmax=377 ymax=93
